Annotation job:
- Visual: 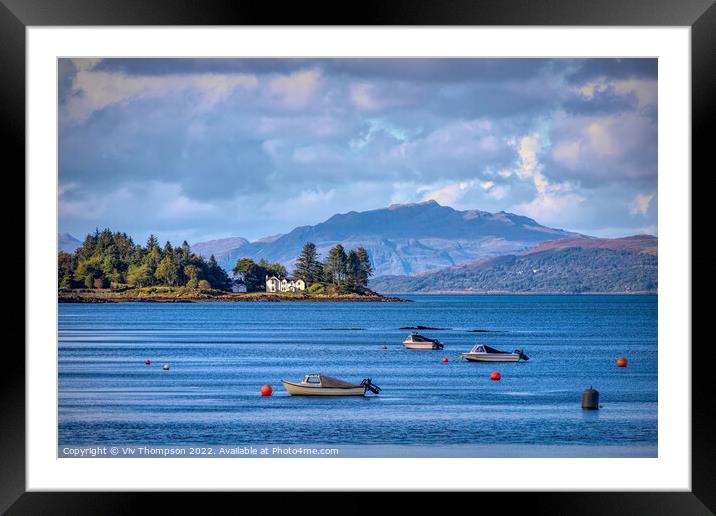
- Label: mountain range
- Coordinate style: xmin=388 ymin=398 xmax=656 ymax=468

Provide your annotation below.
xmin=190 ymin=200 xmax=583 ymax=276
xmin=369 ymin=235 xmax=658 ymax=294
xmin=58 ymin=202 xmax=657 ymax=293
xmin=59 ymin=233 xmax=82 ymax=253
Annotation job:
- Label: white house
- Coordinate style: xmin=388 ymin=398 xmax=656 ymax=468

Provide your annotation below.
xmin=266 ymin=275 xmax=305 ymax=292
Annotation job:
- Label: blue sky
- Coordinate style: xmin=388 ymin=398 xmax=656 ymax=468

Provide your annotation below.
xmin=59 ymin=58 xmax=657 ymax=244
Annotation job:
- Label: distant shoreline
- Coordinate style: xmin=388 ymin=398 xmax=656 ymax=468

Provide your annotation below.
xmin=58 ymin=288 xmax=408 ymax=303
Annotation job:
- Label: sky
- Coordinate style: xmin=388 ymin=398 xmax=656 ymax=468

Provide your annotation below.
xmin=58 ymin=58 xmax=657 ymax=245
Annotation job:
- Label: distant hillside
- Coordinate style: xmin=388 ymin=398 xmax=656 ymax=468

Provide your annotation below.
xmin=190 ymin=237 xmax=250 ymax=258
xmin=370 ymin=236 xmax=658 ymax=294
xmin=59 ymin=233 xmax=82 ymax=253
xmin=525 ymin=234 xmax=657 ymax=256
xmin=192 ymin=201 xmax=584 ymax=276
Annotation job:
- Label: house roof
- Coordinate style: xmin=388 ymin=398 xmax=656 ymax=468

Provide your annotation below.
xmin=266 ymin=275 xmax=305 ymax=284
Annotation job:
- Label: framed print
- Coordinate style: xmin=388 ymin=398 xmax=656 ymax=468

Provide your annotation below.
xmin=3 ymin=0 xmax=712 ymax=513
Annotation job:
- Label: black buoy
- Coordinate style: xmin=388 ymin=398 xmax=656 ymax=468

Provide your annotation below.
xmin=581 ymin=386 xmax=599 ymax=410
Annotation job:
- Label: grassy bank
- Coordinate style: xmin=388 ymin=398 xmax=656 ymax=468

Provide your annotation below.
xmin=58 ymin=286 xmax=408 ymax=303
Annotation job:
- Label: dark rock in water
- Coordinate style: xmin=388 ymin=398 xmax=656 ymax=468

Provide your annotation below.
xmin=399 ymin=325 xmax=449 ymax=330
xmin=466 ymin=329 xmax=507 ymax=333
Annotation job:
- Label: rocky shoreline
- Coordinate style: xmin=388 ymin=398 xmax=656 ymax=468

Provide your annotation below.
xmin=58 ymin=288 xmax=408 ymax=303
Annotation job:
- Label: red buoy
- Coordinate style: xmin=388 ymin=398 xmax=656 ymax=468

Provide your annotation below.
xmin=261 ymin=384 xmax=273 ymax=396
xmin=441 ymin=357 xmax=449 ymax=363
xmin=490 ymin=371 xmax=501 ymax=381
xmin=617 ymin=357 xmax=628 ymax=368
xmin=145 ymin=359 xmax=151 ymax=365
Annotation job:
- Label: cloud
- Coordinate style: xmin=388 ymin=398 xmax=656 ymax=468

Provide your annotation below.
xmin=564 ymin=84 xmax=639 ymax=115
xmin=629 ymin=192 xmax=655 ymax=215
xmin=58 ymin=58 xmax=658 ymax=241
xmin=516 ymin=134 xmax=540 ymax=179
xmin=547 ymin=111 xmax=657 ymax=185
xmin=72 ymin=58 xmax=101 ymax=72
xmin=418 ymin=177 xmax=513 ymax=208
xmin=350 ymin=83 xmax=379 ymax=111
xmin=514 ymin=193 xmax=585 ymax=224
xmin=62 ymin=66 xmax=258 ymax=123
xmin=507 ymin=133 xmax=587 ymax=224
xmin=565 ymin=58 xmax=657 ymax=84
xmin=551 ymin=140 xmax=581 ymax=169
xmin=267 ymin=69 xmax=322 ymax=109
xmin=420 ymin=180 xmax=475 ymax=206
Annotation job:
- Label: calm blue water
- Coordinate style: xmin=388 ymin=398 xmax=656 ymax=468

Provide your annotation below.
xmin=58 ymin=295 xmax=657 ymax=455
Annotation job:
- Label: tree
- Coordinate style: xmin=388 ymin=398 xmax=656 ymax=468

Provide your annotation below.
xmin=294 ymin=242 xmax=322 ymax=285
xmin=346 ymin=250 xmax=362 ymax=289
xmin=184 ymin=264 xmax=200 ymax=289
xmin=142 ymin=247 xmax=162 ymax=283
xmin=129 ymin=246 xmax=145 ymax=267
xmin=59 ymin=228 xmax=258 ymax=292
xmin=356 ymin=247 xmax=373 ymax=287
xmin=74 ymin=255 xmax=105 ymax=289
xmin=180 ymin=241 xmax=191 ymax=259
xmin=155 ymin=255 xmax=179 ymax=285
xmin=233 ymin=258 xmax=265 ymax=292
xmin=258 ymin=259 xmax=287 ymax=278
xmin=325 ymin=244 xmax=347 ymax=284
xmin=58 ymin=251 xmax=74 ymax=289
xmin=126 ymin=263 xmax=152 ymax=287
xmin=206 ymin=255 xmax=230 ymax=290
xmin=146 ymin=234 xmax=160 ymax=253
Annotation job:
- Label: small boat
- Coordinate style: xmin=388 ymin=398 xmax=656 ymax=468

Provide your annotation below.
xmin=281 ymin=374 xmax=381 ymax=396
xmin=459 ymin=344 xmax=529 ymax=362
xmin=402 ymin=332 xmax=444 ymax=350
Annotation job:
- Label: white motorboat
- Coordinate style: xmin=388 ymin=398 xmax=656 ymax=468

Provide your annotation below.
xmin=402 ymin=333 xmax=444 ymax=350
xmin=281 ymin=374 xmax=381 ymax=396
xmin=459 ymin=344 xmax=529 ymax=362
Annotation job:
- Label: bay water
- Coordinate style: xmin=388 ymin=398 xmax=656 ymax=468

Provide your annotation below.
xmin=58 ymin=295 xmax=657 ymax=457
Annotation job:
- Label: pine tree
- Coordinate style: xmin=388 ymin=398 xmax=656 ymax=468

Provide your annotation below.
xmin=206 ymin=255 xmax=230 ymax=290
xmin=146 ymin=234 xmax=159 ymax=253
xmin=162 ymin=241 xmax=174 ymax=259
xmin=356 ymin=247 xmax=373 ymax=287
xmin=325 ymin=244 xmax=347 ymax=284
xmin=346 ymin=250 xmax=362 ymax=290
xmin=294 ymin=242 xmax=322 ymax=285
xmin=180 ymin=241 xmax=191 ymax=258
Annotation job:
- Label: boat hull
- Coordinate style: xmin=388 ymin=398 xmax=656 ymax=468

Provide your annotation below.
xmin=281 ymin=380 xmax=367 ymax=396
xmin=403 ymin=341 xmax=443 ymax=350
xmin=460 ymin=353 xmax=522 ymax=362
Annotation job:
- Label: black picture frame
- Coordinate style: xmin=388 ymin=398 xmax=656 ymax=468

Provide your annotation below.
xmin=3 ymin=0 xmax=711 ymax=513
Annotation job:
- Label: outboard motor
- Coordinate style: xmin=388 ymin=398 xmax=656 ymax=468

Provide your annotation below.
xmin=360 ymin=378 xmax=382 ymax=394
xmin=514 ymin=349 xmax=529 ymax=361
